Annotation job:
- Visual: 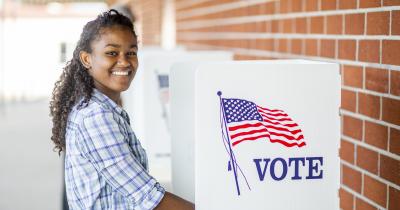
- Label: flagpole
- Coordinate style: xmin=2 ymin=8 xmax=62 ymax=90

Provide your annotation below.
xmin=218 ymin=91 xmax=241 ymax=196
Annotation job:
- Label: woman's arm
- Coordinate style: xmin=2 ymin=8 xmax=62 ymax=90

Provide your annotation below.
xmin=155 ymin=191 xmax=195 ymax=210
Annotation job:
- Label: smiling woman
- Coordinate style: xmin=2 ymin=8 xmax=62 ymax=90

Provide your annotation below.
xmin=79 ymin=26 xmax=138 ymax=103
xmin=49 ymin=9 xmax=194 ymax=210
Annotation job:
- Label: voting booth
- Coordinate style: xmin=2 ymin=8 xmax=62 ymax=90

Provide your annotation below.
xmin=122 ymin=49 xmax=233 ymax=188
xmin=170 ymin=60 xmax=340 ymax=210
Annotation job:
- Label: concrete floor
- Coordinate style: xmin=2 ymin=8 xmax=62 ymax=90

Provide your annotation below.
xmin=0 ymin=99 xmax=62 ymax=210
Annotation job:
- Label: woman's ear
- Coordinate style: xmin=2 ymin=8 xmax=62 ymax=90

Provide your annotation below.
xmin=79 ymin=51 xmax=92 ymax=69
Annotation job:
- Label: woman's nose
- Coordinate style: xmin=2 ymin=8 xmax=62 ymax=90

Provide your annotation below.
xmin=117 ymin=56 xmax=130 ymax=67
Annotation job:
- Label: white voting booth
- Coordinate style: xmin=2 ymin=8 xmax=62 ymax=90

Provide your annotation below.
xmin=122 ymin=49 xmax=233 ymax=188
xmin=170 ymin=60 xmax=340 ymax=210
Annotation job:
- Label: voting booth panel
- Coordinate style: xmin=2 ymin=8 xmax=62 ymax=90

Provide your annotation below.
xmin=122 ymin=50 xmax=233 ymax=187
xmin=171 ymin=60 xmax=340 ymax=210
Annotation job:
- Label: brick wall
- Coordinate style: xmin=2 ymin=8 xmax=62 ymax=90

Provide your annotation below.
xmin=175 ymin=0 xmax=399 ymax=209
xmin=129 ymin=0 xmax=163 ymax=46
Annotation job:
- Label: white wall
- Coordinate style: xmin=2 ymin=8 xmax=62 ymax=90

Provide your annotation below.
xmin=0 ymin=17 xmax=94 ymax=101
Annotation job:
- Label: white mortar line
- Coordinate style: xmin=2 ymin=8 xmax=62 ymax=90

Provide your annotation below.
xmin=362 ymin=66 xmax=366 ymax=90
xmin=175 ymin=0 xmax=214 ymax=10
xmin=341 ymin=109 xmax=400 ymax=132
xmin=356 ymin=91 xmax=359 ymax=113
xmin=341 ymin=85 xmax=400 ymax=101
xmin=341 ymin=159 xmax=400 ymax=190
xmin=177 ymin=6 xmax=400 ymax=29
xmin=180 ymin=42 xmax=400 ymax=71
xmin=378 ymin=151 xmax=381 ymax=177
xmin=176 ymin=32 xmax=400 ymax=41
xmin=177 ymin=0 xmax=275 ymax=19
xmin=362 ymin=119 xmax=365 ymax=142
xmin=386 ymin=184 xmax=389 ymax=210
xmin=335 ymin=39 xmax=339 ymax=59
xmin=355 ymin=40 xmax=359 ymax=61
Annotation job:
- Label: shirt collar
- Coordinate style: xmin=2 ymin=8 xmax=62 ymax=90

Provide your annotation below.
xmin=91 ymin=88 xmax=130 ymax=124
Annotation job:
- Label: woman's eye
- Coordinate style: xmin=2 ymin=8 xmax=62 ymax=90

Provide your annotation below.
xmin=106 ymin=51 xmax=118 ymax=56
xmin=127 ymin=51 xmax=137 ymax=56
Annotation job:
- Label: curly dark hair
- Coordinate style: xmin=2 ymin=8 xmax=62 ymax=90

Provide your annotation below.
xmin=50 ymin=9 xmax=136 ymax=154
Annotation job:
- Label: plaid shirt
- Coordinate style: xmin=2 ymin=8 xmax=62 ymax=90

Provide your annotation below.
xmin=65 ymin=88 xmax=165 ymax=210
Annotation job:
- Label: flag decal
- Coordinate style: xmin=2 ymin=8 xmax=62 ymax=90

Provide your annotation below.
xmin=218 ymin=91 xmax=306 ymax=196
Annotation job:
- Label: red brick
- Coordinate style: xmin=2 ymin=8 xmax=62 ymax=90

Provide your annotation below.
xmin=271 ymin=20 xmax=280 ymax=33
xmin=382 ymin=97 xmax=400 ymax=126
xmin=365 ymin=67 xmax=388 ymax=93
xmin=291 ymin=39 xmax=303 ymax=54
xmin=340 ymin=139 xmax=355 ymax=163
xmin=310 ymin=16 xmax=324 ymax=34
xmin=278 ymin=39 xmax=288 ymax=52
xmin=364 ymin=174 xmax=388 ymax=207
xmin=339 ymin=40 xmax=356 ymax=60
xmin=343 ymin=115 xmax=363 ymax=140
xmin=392 ymin=11 xmax=400 ymax=35
xmin=306 ymin=0 xmax=319 ymax=11
xmin=291 ymin=0 xmax=303 ymax=12
xmin=248 ymin=4 xmax=263 ymax=16
xmin=355 ymin=198 xmax=377 ymax=210
xmin=390 ymin=70 xmax=400 ymax=96
xmin=264 ymin=39 xmax=274 ymax=51
xmin=342 ymin=164 xmax=362 ymax=193
xmin=383 ymin=40 xmax=400 ymax=65
xmin=360 ymin=0 xmax=381 ymax=8
xmin=367 ymin=12 xmax=390 ymax=35
xmin=339 ymin=0 xmax=357 ymax=9
xmin=263 ymin=2 xmax=276 ymax=15
xmin=256 ymin=21 xmax=267 ymax=32
xmin=358 ymin=40 xmax=380 ymax=63
xmin=282 ymin=19 xmax=293 ymax=33
xmin=321 ymin=0 xmax=337 ymax=10
xmin=359 ymin=93 xmax=380 ymax=119
xmin=339 ymin=188 xmax=354 ymax=210
xmin=327 ymin=15 xmax=343 ymax=34
xmin=343 ymin=65 xmax=363 ymax=88
xmin=389 ymin=187 xmax=400 ymax=210
xmin=305 ymin=39 xmax=318 ymax=56
xmin=295 ymin=18 xmax=307 ymax=33
xmin=365 ymin=121 xmax=388 ymax=150
xmin=345 ymin=13 xmax=365 ymax=35
xmin=380 ymin=154 xmax=400 ymax=185
xmin=357 ymin=146 xmax=379 ymax=174
xmin=342 ymin=89 xmax=356 ymax=112
xmin=253 ymin=39 xmax=264 ymax=50
xmin=383 ymin=0 xmax=400 ymax=6
xmin=390 ymin=128 xmax=400 ymax=155
xmin=320 ymin=39 xmax=336 ymax=58
xmin=279 ymin=0 xmax=290 ymax=13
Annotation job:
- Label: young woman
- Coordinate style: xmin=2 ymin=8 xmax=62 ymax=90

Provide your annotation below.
xmin=50 ymin=9 xmax=194 ymax=210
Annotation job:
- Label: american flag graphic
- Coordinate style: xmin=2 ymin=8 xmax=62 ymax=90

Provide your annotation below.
xmin=222 ymin=98 xmax=306 ymax=148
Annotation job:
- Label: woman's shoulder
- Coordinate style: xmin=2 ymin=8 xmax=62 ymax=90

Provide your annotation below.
xmin=69 ymin=97 xmax=111 ymax=124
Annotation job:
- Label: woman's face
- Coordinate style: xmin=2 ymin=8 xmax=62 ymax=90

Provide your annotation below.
xmin=81 ymin=26 xmax=138 ymax=101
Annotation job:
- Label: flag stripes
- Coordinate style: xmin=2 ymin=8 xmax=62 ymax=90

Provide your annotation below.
xmin=222 ymin=98 xmax=306 ymax=148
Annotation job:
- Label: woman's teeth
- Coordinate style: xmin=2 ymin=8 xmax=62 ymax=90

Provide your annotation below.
xmin=112 ymin=71 xmax=129 ymax=76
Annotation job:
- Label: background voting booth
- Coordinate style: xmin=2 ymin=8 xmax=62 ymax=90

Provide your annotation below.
xmin=170 ymin=60 xmax=340 ymax=210
xmin=121 ymin=49 xmax=233 ymax=189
